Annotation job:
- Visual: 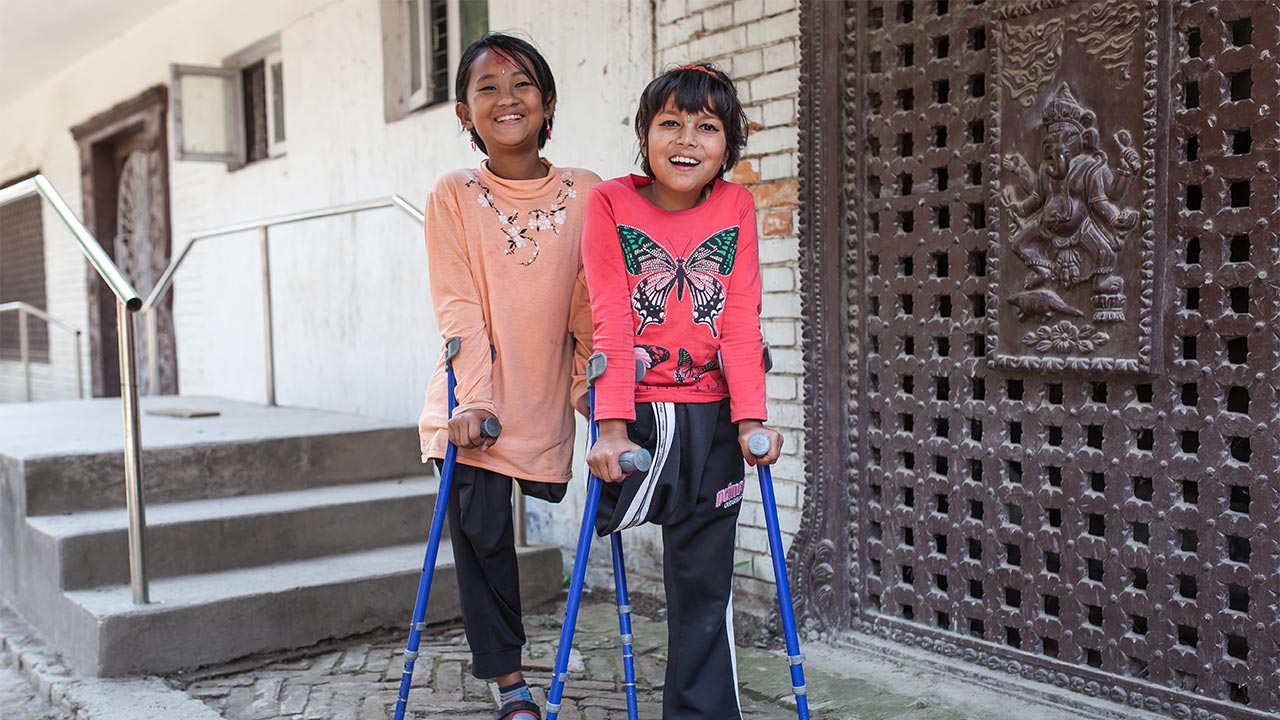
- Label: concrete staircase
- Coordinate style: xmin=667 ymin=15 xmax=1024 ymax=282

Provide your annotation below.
xmin=0 ymin=397 xmax=562 ymax=677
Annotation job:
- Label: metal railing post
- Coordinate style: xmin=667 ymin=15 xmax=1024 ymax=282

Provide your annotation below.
xmin=75 ymin=331 xmax=85 ymax=399
xmin=147 ymin=311 xmax=159 ymax=396
xmin=117 ymin=301 xmax=149 ymax=604
xmin=261 ymin=226 xmax=276 ymax=407
xmin=513 ymin=489 xmax=527 ymax=547
xmin=19 ymin=307 xmax=31 ymax=401
xmin=1 ymin=177 xmax=146 ymax=604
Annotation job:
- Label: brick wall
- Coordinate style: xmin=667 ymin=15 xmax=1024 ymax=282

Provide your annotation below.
xmin=656 ymin=0 xmax=803 ymax=596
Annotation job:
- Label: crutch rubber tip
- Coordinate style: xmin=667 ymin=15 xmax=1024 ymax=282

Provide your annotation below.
xmin=480 ymin=417 xmax=502 ymax=438
xmin=619 ymin=448 xmax=652 ymax=474
xmin=748 ymin=432 xmax=771 ymax=458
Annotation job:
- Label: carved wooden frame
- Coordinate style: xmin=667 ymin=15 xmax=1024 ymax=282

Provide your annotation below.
xmin=792 ymin=0 xmax=853 ymax=635
xmin=795 ymin=2 xmax=1278 ymax=718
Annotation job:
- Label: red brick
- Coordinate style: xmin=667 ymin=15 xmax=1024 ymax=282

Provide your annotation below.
xmin=749 ymin=179 xmax=798 ymax=208
xmin=762 ymin=210 xmax=792 ymax=236
xmin=731 ymin=159 xmax=760 ymax=184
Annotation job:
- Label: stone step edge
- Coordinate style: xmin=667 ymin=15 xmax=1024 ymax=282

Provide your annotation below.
xmin=0 ymin=599 xmax=221 ymax=720
xmin=26 ymin=475 xmax=439 ymax=537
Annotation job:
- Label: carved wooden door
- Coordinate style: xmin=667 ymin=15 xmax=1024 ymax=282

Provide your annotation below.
xmin=794 ymin=2 xmax=1279 ymax=718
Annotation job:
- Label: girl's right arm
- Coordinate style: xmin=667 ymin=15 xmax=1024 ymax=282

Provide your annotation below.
xmin=581 ymin=187 xmax=642 ymax=481
xmin=424 ymin=181 xmax=499 ymax=449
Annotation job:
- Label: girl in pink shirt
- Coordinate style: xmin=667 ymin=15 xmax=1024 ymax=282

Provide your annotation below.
xmin=417 ymin=33 xmax=598 ymax=720
xmin=581 ymin=63 xmax=782 ymax=719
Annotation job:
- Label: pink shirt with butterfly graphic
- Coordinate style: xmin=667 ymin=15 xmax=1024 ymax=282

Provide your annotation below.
xmin=582 ymin=174 xmax=767 ymax=423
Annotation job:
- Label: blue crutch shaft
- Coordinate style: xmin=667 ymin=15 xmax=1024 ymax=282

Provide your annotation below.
xmin=548 ymin=353 xmax=649 ymax=719
xmin=546 ymin=387 xmax=604 ymax=720
xmin=748 ymin=432 xmax=811 ymax=719
xmin=610 ymin=532 xmax=640 ymax=719
xmin=394 ymin=338 xmax=500 ymax=720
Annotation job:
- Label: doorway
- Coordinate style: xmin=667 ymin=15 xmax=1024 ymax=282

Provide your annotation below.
xmin=71 ymin=85 xmax=178 ymax=397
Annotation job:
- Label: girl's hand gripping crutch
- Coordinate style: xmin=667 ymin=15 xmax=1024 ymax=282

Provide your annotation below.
xmin=546 ymin=352 xmax=650 ymax=720
xmin=748 ymin=431 xmax=810 ymax=720
xmin=394 ymin=337 xmax=501 ymax=720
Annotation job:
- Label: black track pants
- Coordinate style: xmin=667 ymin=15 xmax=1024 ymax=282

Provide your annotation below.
xmin=597 ymin=400 xmax=746 ymax=720
xmin=443 ymin=461 xmax=565 ymax=679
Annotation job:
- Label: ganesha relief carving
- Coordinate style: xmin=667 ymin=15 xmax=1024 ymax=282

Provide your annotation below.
xmin=1002 ymin=82 xmax=1140 ymax=330
xmin=988 ymin=0 xmax=1168 ymax=374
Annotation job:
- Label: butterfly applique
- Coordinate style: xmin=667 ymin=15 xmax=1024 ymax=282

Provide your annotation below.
xmin=673 ymin=348 xmax=719 ymax=384
xmin=635 ymin=344 xmax=671 ymax=371
xmin=617 ymin=225 xmax=738 ymax=336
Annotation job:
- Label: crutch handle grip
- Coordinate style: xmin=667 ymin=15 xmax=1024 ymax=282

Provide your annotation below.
xmin=619 ymin=449 xmax=652 ymax=474
xmin=587 ymin=352 xmax=650 ymax=387
xmin=748 ymin=432 xmax=771 ymax=458
xmin=480 ymin=417 xmax=502 ymax=438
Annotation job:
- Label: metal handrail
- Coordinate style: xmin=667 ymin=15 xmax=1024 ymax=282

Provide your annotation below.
xmin=142 ymin=196 xmax=423 ymax=409
xmin=0 ymin=177 xmax=142 ymax=309
xmin=138 ymin=194 xmax=528 ymax=546
xmin=0 ymin=302 xmax=85 ymax=400
xmin=142 ymin=195 xmax=423 ymax=313
xmin=0 ymin=175 xmax=149 ymax=605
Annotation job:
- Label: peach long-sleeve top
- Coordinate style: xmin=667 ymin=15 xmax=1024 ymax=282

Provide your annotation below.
xmin=418 ymin=160 xmax=600 ymax=483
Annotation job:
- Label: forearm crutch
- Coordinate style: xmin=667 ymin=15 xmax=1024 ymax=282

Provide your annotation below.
xmin=394 ymin=336 xmax=502 ymax=720
xmin=748 ymin=431 xmax=810 ymax=720
xmin=546 ymin=353 xmax=650 ymax=720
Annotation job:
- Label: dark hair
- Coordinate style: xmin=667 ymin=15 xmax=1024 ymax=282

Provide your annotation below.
xmin=633 ymin=63 xmax=749 ymax=179
xmin=455 ymin=33 xmax=557 ymax=155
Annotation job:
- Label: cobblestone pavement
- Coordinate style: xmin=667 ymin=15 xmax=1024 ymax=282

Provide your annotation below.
xmin=0 ymin=654 xmax=72 ymax=720
xmin=172 ymin=592 xmax=803 ymax=720
xmin=169 ymin=592 xmax=1140 ymax=720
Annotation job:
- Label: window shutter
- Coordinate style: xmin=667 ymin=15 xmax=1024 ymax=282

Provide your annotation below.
xmin=170 ymin=64 xmax=246 ymax=163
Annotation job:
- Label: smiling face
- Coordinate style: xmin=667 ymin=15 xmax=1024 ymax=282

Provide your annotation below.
xmin=456 ymin=48 xmax=553 ymax=157
xmin=641 ymin=95 xmax=727 ymax=209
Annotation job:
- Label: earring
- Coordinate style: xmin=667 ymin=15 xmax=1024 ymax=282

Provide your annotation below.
xmin=470 ymin=137 xmax=477 ymax=152
xmin=544 ymin=119 xmax=553 ymax=142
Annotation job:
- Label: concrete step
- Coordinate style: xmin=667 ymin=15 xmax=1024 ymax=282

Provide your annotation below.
xmin=62 ymin=541 xmax=564 ymax=677
xmin=1 ymin=397 xmax=423 ymax=515
xmin=26 ymin=477 xmax=440 ymax=590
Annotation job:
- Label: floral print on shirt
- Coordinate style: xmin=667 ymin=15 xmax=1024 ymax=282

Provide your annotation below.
xmin=466 ymin=170 xmax=578 ymax=266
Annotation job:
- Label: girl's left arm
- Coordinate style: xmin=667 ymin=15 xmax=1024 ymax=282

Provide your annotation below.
xmin=718 ymin=189 xmax=768 ymax=424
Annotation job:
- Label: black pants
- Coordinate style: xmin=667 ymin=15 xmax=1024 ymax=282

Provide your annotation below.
xmin=443 ymin=461 xmax=565 ymax=679
xmin=597 ymin=400 xmax=746 ymax=720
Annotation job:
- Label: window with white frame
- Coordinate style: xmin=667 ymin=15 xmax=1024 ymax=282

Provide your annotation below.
xmin=381 ymin=0 xmax=489 ymax=122
xmin=170 ymin=36 xmax=286 ymax=166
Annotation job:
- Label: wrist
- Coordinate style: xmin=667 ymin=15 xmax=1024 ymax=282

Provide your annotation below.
xmin=597 ymin=419 xmax=630 ymax=438
xmin=737 ymin=419 xmax=764 ymax=432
